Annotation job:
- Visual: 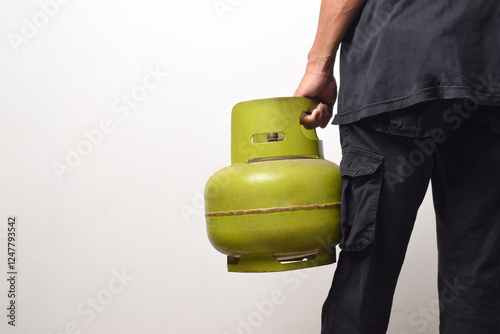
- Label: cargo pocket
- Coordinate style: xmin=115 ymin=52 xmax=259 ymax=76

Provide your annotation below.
xmin=339 ymin=147 xmax=384 ymax=251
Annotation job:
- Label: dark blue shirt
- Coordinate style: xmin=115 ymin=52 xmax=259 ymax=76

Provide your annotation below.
xmin=333 ymin=0 xmax=500 ymax=125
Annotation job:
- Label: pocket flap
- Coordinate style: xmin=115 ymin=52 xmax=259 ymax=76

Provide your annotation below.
xmin=340 ymin=148 xmax=383 ymax=177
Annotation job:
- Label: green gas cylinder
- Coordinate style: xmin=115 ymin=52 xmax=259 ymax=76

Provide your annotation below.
xmin=204 ymin=97 xmax=341 ymax=272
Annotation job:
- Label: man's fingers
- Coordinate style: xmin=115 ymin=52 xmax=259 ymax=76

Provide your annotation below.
xmin=299 ymin=103 xmax=333 ymax=129
xmin=319 ymin=103 xmax=333 ymax=128
xmin=300 ymin=107 xmax=324 ymax=129
xmin=300 ymin=111 xmax=313 ymax=129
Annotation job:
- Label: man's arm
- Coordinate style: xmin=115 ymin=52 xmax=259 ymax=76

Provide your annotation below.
xmin=295 ymin=0 xmax=366 ymax=129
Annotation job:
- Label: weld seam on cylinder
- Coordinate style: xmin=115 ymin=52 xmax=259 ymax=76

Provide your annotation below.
xmin=205 ymin=202 xmax=341 ymax=217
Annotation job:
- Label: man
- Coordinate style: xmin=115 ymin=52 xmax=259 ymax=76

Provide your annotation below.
xmin=294 ymin=0 xmax=500 ymax=333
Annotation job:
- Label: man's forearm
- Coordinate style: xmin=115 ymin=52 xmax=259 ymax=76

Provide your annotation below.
xmin=307 ymin=0 xmax=366 ymax=73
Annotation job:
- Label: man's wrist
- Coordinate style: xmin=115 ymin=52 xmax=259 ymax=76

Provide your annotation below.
xmin=306 ymin=51 xmax=336 ymax=75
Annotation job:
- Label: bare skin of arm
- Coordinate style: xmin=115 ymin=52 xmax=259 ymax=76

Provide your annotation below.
xmin=295 ymin=0 xmax=366 ymax=129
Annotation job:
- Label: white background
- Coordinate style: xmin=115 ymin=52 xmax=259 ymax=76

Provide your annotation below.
xmin=0 ymin=1 xmax=439 ymax=333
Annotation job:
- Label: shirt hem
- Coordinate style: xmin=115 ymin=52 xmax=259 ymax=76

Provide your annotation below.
xmin=333 ymin=86 xmax=500 ymax=125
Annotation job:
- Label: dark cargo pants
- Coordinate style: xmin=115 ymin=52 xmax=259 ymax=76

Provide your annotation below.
xmin=321 ymin=100 xmax=500 ymax=334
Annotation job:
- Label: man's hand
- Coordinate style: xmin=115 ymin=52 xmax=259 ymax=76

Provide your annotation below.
xmin=293 ymin=0 xmax=365 ymax=129
xmin=294 ymin=66 xmax=337 ymax=129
